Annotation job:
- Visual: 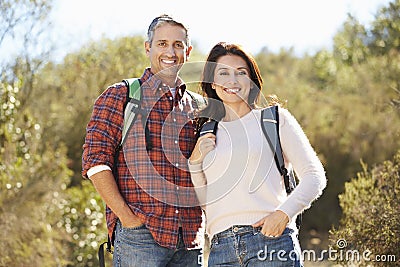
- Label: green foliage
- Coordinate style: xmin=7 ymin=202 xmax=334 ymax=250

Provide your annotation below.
xmin=0 ymin=80 xmax=108 ymax=266
xmin=254 ymin=2 xmax=400 ymax=237
xmin=333 ymin=15 xmax=369 ymax=65
xmin=1 ymin=0 xmax=400 ymax=265
xmin=312 ymin=49 xmax=337 ymax=86
xmin=329 ymin=151 xmax=400 ymax=266
xmin=0 ymin=80 xmax=72 ymax=266
xmin=369 ymin=0 xmax=400 ymax=55
xmin=332 ymin=0 xmax=400 ymax=64
xmin=61 ymin=180 xmax=110 ymax=266
xmin=32 ymin=36 xmax=148 ymax=185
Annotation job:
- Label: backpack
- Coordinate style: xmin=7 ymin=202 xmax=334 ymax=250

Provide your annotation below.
xmin=120 ymin=78 xmax=207 ymax=147
xmin=199 ymin=105 xmax=302 ymax=229
xmin=98 ymin=78 xmax=207 ymax=267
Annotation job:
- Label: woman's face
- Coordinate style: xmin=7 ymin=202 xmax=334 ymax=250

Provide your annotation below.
xmin=212 ymin=55 xmax=251 ymax=106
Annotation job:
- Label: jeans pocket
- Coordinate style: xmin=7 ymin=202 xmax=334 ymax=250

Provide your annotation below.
xmin=258 ymin=227 xmax=293 ymax=241
xmin=120 ymin=223 xmax=145 ymax=231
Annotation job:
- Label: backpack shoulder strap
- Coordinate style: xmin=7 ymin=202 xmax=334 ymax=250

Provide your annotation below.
xmin=260 ymin=105 xmax=295 ymax=194
xmin=124 ymin=78 xmax=141 ymax=99
xmin=199 ymin=119 xmax=218 ymax=137
xmin=260 ymin=106 xmax=284 ymax=173
xmin=261 ymin=106 xmax=302 ymax=230
xmin=121 ymin=78 xmax=142 ymax=147
xmin=186 ymin=90 xmax=208 ymax=110
xmin=103 ymin=78 xmax=142 ymax=261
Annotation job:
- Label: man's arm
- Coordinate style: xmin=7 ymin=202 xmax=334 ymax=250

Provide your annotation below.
xmin=90 ymin=170 xmax=142 ymax=228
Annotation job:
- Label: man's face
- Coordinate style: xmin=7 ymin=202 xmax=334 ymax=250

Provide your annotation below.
xmin=145 ymin=24 xmax=192 ymax=79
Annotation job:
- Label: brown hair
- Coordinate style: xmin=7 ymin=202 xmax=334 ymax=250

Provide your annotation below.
xmin=198 ymin=42 xmax=263 ymax=123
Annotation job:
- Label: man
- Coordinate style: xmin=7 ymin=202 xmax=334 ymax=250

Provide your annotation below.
xmin=82 ymin=14 xmax=203 ymax=266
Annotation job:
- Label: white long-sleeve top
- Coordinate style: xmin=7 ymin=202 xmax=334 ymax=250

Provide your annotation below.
xmin=189 ymin=108 xmax=326 ymax=238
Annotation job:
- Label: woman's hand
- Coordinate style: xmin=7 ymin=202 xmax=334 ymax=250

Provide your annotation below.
xmin=189 ymin=133 xmax=216 ymax=165
xmin=252 ymin=210 xmax=289 ymax=237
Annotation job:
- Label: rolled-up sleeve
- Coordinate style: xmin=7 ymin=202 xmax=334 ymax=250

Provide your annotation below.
xmin=82 ymin=84 xmax=125 ymax=178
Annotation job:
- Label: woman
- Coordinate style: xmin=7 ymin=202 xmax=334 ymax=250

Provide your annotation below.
xmin=189 ymin=42 xmax=326 ymax=266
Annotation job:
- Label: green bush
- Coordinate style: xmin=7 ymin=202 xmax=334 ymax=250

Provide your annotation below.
xmin=329 ymin=150 xmax=400 ymax=266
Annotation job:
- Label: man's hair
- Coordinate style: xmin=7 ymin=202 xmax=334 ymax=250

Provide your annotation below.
xmin=147 ymin=14 xmax=190 ymax=47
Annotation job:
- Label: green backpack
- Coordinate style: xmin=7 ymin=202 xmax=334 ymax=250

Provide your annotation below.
xmin=120 ymin=78 xmax=207 ymax=147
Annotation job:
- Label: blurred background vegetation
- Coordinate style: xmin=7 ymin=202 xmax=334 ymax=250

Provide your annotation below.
xmin=1 ymin=0 xmax=399 ymax=266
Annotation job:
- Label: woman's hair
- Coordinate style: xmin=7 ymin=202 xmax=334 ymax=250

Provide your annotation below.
xmin=198 ymin=42 xmax=263 ymax=124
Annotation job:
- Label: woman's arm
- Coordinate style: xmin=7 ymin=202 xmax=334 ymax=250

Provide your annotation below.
xmin=188 ymin=133 xmax=216 ymax=206
xmin=277 ymin=108 xmax=327 ymax=220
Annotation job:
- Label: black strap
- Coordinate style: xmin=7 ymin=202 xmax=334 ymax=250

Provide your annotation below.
xmin=260 ymin=106 xmax=294 ymax=194
xmin=98 ymin=235 xmax=112 ymax=267
xmin=199 ymin=119 xmax=218 ymax=136
xmin=260 ymin=106 xmax=301 ymax=230
xmin=144 ymin=119 xmax=153 ymax=151
xmin=98 ymin=241 xmax=107 ymax=267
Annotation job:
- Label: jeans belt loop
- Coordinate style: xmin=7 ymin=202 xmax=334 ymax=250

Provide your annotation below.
xmin=213 ymin=233 xmax=219 ymax=245
xmin=253 ymin=226 xmax=260 ymax=235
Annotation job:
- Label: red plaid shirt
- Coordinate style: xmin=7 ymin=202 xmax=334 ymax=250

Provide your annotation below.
xmin=82 ymin=68 xmax=203 ymax=249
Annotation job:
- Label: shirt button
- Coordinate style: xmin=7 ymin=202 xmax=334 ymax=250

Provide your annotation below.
xmin=173 ymin=118 xmax=176 ymax=122
xmin=169 ymin=97 xmax=173 ymax=101
xmin=233 ymin=226 xmax=239 ymax=232
xmin=176 ymin=186 xmax=179 ymax=190
xmin=174 ymin=140 xmax=178 ymax=144
xmin=175 ymin=163 xmax=179 ymax=167
xmin=175 ymin=209 xmax=179 ymax=214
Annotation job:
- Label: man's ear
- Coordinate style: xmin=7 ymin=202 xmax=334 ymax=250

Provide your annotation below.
xmin=145 ymin=41 xmax=151 ymax=55
xmin=186 ymin=45 xmax=193 ymax=59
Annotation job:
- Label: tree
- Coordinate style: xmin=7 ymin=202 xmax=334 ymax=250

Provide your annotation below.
xmin=0 ymin=0 xmax=54 ymax=105
xmin=333 ymin=14 xmax=369 ymax=65
xmin=369 ymin=0 xmax=400 ymax=55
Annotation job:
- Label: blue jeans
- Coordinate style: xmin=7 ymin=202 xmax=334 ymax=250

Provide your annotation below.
xmin=113 ymin=221 xmax=201 ymax=267
xmin=208 ymin=226 xmax=303 ymax=267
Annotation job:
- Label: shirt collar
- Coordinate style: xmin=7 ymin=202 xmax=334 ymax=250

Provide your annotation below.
xmin=140 ymin=68 xmax=187 ymax=99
